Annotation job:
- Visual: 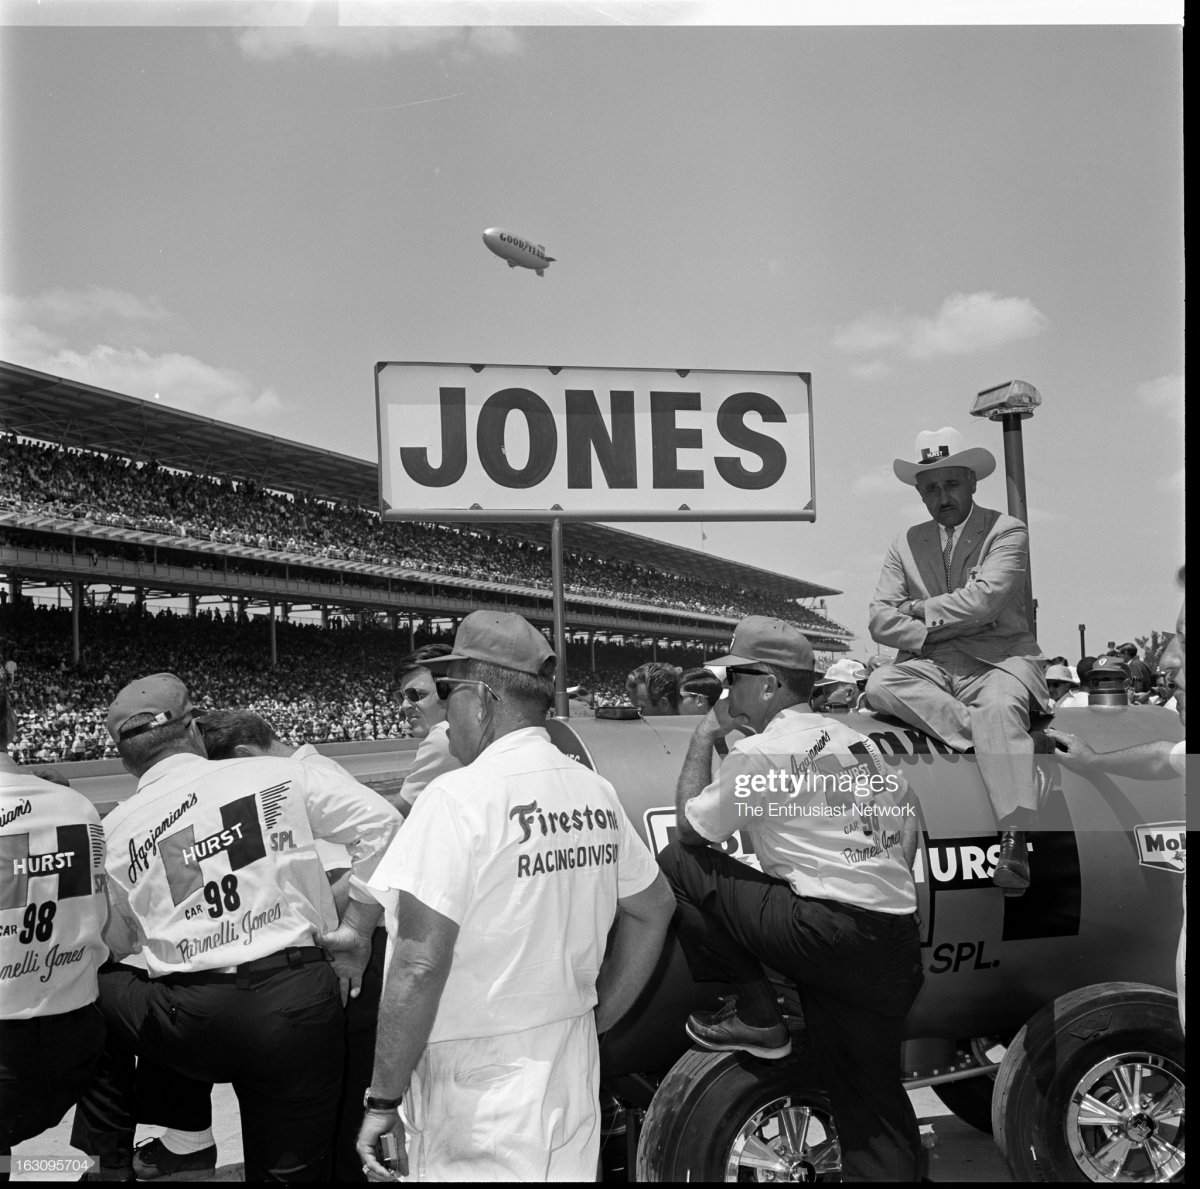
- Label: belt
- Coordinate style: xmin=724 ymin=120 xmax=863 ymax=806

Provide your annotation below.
xmin=162 ymin=945 xmax=330 ymax=988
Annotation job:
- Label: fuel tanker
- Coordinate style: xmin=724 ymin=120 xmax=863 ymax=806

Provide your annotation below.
xmin=540 ymin=700 xmax=1186 ymax=1184
xmin=64 ymin=697 xmax=1184 ymax=1183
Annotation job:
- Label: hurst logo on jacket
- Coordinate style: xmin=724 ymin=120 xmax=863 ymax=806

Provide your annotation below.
xmin=102 ymin=751 xmax=399 ymax=976
xmin=1 ymin=772 xmax=108 ymax=1019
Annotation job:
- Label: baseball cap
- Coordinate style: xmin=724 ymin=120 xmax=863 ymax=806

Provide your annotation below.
xmin=428 ymin=611 xmax=556 ymax=678
xmin=707 ymin=616 xmax=815 ymax=672
xmin=814 ymin=659 xmax=868 ymax=687
xmin=106 ymin=673 xmax=193 ymax=742
xmin=1086 ymin=655 xmax=1130 ymax=682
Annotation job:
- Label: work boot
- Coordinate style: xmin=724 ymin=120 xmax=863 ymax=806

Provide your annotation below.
xmin=993 ymin=830 xmax=1030 ymax=892
xmin=131 ymin=1138 xmax=217 ymax=1182
xmin=686 ymin=996 xmax=791 ymax=1059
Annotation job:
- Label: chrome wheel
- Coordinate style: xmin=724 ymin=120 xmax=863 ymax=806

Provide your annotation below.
xmin=723 ymin=1095 xmax=841 ymax=1182
xmin=1066 ymin=1051 xmax=1185 ymax=1182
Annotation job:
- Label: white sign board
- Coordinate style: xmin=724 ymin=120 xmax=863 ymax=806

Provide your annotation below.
xmin=376 ymin=362 xmax=814 ymax=522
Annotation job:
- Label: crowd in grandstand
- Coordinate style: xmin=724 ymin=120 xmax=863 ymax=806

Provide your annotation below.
xmin=0 ymin=603 xmax=703 ymax=764
xmin=1 ymin=436 xmax=847 ymax=633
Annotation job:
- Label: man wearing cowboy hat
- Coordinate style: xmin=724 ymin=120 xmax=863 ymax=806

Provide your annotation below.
xmin=812 ymin=658 xmax=868 ymax=712
xmin=866 ymin=427 xmax=1049 ymax=890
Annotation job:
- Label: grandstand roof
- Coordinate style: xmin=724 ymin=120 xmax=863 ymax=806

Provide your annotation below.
xmin=0 ymin=360 xmax=840 ymax=604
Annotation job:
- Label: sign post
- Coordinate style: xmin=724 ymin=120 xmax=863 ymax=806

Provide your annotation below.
xmin=551 ymin=517 xmax=568 ymax=717
xmin=376 ymin=362 xmax=817 ymax=712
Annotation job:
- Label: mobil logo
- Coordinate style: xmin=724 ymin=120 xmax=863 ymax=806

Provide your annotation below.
xmin=1134 ymin=822 xmax=1186 ymax=873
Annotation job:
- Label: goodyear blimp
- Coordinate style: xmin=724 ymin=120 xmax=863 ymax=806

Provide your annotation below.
xmin=483 ymin=227 xmax=555 ymax=277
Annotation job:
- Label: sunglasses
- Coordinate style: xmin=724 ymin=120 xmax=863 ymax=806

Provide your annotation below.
xmin=396 ymin=685 xmax=436 ymax=705
xmin=434 ymin=677 xmax=500 ymax=703
xmin=724 ymin=666 xmax=771 ymax=687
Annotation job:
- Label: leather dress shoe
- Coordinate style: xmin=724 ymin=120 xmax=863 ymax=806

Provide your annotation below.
xmin=993 ymin=830 xmax=1030 ymax=892
xmin=686 ymin=996 xmax=792 ymax=1060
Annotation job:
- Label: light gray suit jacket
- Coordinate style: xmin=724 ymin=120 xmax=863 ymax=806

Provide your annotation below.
xmin=869 ymin=504 xmax=1045 ymax=697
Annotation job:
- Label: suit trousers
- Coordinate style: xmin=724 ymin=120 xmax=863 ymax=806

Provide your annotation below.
xmin=71 ymin=961 xmax=343 ymax=1181
xmin=865 ymin=651 xmax=1040 ymax=820
xmin=658 ymin=840 xmax=925 ymax=1182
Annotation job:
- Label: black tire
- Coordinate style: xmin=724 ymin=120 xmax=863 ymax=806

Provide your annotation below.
xmin=930 ymin=1036 xmax=1009 ymax=1134
xmin=636 ymin=1046 xmax=840 ymax=1182
xmin=931 ymin=1076 xmax=995 ymax=1135
xmin=992 ymin=981 xmax=1185 ymax=1183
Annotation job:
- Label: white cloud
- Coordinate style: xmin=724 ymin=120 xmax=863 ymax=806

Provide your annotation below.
xmin=1136 ymin=373 xmax=1184 ymax=424
xmin=848 ymin=359 xmax=893 ymax=381
xmin=0 ymin=290 xmax=285 ymax=430
xmin=849 ymin=470 xmax=896 ymax=497
xmin=834 ymin=291 xmax=1047 ymax=361
xmin=236 ymin=19 xmax=521 ymax=61
xmin=2 ymin=287 xmax=169 ymax=327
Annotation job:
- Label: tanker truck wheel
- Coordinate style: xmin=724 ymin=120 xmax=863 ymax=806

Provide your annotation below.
xmin=992 ymin=982 xmax=1184 ymax=1182
xmin=636 ymin=1046 xmax=840 ymax=1182
xmin=931 ymin=1037 xmax=1008 ymax=1134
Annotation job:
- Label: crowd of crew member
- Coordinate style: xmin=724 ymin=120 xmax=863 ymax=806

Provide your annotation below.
xmin=1 ymin=436 xmax=849 ymax=634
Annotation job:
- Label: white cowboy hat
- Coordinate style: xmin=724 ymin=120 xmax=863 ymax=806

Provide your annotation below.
xmin=814 ymin=659 xmax=867 ymax=687
xmin=893 ymin=427 xmax=997 ymax=486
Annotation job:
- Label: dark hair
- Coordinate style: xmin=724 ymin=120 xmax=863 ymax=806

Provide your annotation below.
xmin=465 ymin=659 xmax=554 ymax=715
xmin=397 ymin=643 xmax=453 ymax=689
xmin=626 ymin=662 xmax=681 ymax=710
xmin=196 ymin=709 xmax=280 ymax=760
xmin=1118 ymin=643 xmax=1138 ymax=658
xmin=1076 ymin=656 xmax=1097 ymax=681
xmin=763 ymin=663 xmax=816 ymax=703
xmin=678 ymin=668 xmax=722 ymax=709
xmin=116 ymin=712 xmax=193 ymax=770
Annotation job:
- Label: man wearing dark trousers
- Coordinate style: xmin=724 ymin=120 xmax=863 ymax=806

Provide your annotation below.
xmin=71 ymin=674 xmax=400 ymax=1181
xmin=660 ymin=616 xmax=925 ymax=1181
xmin=1 ymin=662 xmax=108 ymax=1181
xmin=83 ymin=709 xmax=393 ymax=1183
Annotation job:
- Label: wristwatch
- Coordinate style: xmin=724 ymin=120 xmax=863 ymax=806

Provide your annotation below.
xmin=363 ymin=1089 xmax=403 ymax=1111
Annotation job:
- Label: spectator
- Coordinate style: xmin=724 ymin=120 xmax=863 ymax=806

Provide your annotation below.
xmin=1046 ymin=664 xmax=1087 ymax=709
xmin=811 ymin=659 xmax=867 ymax=713
xmin=626 ymin=662 xmax=682 ymax=716
xmin=678 ymin=667 xmax=723 ymax=714
xmin=1118 ymin=643 xmax=1156 ymax=700
xmin=393 ymin=644 xmax=458 ymax=813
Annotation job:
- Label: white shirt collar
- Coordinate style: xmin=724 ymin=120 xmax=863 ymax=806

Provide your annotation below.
xmin=939 ymin=503 xmax=976 ymax=550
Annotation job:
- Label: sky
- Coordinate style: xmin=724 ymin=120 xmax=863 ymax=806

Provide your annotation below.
xmin=0 ymin=1 xmax=1185 ymax=660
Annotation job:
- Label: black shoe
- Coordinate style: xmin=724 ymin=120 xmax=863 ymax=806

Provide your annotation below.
xmin=131 ymin=1138 xmax=217 ymax=1182
xmin=686 ymin=997 xmax=792 ymax=1059
xmin=993 ymin=830 xmax=1030 ymax=891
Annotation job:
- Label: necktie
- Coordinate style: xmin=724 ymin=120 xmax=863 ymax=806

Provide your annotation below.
xmin=943 ymin=525 xmax=955 ymax=589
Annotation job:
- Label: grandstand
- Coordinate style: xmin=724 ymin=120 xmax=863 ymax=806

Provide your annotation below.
xmin=1 ymin=361 xmax=854 ymax=762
